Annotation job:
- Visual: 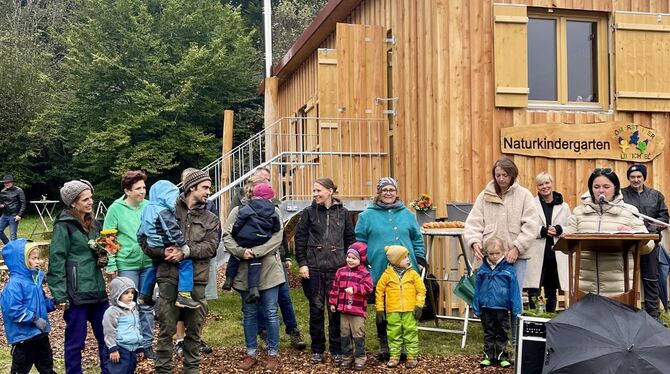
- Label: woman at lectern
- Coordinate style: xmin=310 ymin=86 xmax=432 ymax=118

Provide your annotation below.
xmin=563 ymin=167 xmax=652 ymax=296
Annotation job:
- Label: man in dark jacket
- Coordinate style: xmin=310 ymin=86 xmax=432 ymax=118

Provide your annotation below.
xmin=0 ymin=175 xmax=26 ymax=244
xmin=141 ymin=170 xmax=219 ymax=374
xmin=622 ymin=164 xmax=669 ymax=321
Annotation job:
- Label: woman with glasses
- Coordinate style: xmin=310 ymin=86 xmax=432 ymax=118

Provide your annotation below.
xmin=354 ymin=177 xmax=427 ymax=361
xmin=295 ymin=177 xmax=356 ymax=365
xmin=524 ymin=172 xmax=570 ymax=313
xmin=563 ymin=167 xmax=652 ymax=295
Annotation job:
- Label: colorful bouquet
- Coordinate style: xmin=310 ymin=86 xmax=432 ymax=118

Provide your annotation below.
xmin=410 ymin=193 xmax=436 ymax=212
xmin=88 ymin=229 xmax=121 ymax=268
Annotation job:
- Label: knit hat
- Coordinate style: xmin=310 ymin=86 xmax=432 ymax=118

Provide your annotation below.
xmin=627 ymin=164 xmax=647 ymax=180
xmin=182 ymin=170 xmax=211 ymax=193
xmin=60 ymin=179 xmax=94 ymax=207
xmin=376 ymin=177 xmax=399 ymax=193
xmin=347 ymin=242 xmax=368 ymax=263
xmin=252 ymin=183 xmax=275 ymax=199
xmin=385 ymin=245 xmax=409 ymax=266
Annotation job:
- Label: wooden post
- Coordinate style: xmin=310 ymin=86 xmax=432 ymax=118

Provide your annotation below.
xmin=220 ymin=110 xmax=234 ymax=216
xmin=264 ymin=77 xmax=279 ymax=195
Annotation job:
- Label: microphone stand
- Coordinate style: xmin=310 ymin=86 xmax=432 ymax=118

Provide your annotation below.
xmin=603 ymin=200 xmax=670 ymax=229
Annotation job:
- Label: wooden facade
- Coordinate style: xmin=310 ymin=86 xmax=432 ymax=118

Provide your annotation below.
xmin=263 ymin=0 xmax=670 ymax=312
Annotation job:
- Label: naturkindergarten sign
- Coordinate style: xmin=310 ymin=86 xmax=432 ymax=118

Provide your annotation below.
xmin=501 ymin=122 xmax=665 ymax=161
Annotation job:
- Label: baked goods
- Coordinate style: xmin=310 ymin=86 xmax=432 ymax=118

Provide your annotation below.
xmin=422 ymin=221 xmax=465 ymax=229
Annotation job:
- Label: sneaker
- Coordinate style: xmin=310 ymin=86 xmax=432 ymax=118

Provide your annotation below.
xmin=387 ymin=356 xmax=400 ymax=368
xmin=265 ymin=355 xmax=280 ymax=370
xmin=332 ymin=354 xmax=343 ymax=365
xmin=175 ymin=295 xmax=201 ymax=309
xmin=175 ymin=340 xmax=184 ymax=357
xmin=405 ymin=358 xmax=418 ymax=368
xmin=144 ymin=347 xmax=157 ymax=360
xmin=480 ymin=358 xmax=492 ymax=367
xmin=353 ymin=362 xmax=366 ymax=371
xmin=239 ymin=355 xmax=257 ymax=370
xmin=288 ymin=329 xmax=307 ymax=350
xmin=500 ymin=359 xmax=512 ymax=368
xmin=311 ymin=353 xmax=323 ymax=364
xmin=199 ymin=340 xmax=213 ymax=354
xmin=340 ymin=357 xmax=354 ymax=369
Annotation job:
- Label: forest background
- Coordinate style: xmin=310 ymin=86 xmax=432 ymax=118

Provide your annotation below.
xmin=0 ymin=0 xmax=326 ymax=205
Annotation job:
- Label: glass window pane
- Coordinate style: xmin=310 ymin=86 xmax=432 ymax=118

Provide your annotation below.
xmin=528 ymin=18 xmax=557 ymax=101
xmin=567 ymin=21 xmax=598 ymax=102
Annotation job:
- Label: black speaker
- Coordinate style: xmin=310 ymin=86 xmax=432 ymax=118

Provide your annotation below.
xmin=516 ymin=316 xmax=549 ymax=374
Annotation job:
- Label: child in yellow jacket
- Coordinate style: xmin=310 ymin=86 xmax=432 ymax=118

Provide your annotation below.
xmin=375 ymin=245 xmax=426 ymax=368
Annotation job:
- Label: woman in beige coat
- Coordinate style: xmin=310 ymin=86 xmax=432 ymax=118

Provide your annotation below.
xmin=464 ymin=158 xmax=539 ymax=291
xmin=563 ymin=167 xmax=651 ymax=296
xmin=524 ymin=172 xmax=570 ymax=313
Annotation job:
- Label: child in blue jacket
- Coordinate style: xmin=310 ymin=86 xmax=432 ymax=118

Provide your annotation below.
xmin=223 ymin=183 xmax=281 ymax=303
xmin=0 ymin=239 xmax=56 ymax=373
xmin=137 ymin=180 xmax=199 ymax=309
xmin=473 ymin=237 xmax=522 ymax=368
xmin=103 ymin=277 xmax=144 ymax=373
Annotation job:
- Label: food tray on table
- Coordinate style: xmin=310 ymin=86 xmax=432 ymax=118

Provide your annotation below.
xmin=420 ymin=221 xmax=465 ymax=235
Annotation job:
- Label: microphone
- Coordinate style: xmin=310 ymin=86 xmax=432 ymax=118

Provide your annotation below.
xmin=598 ymin=194 xmax=607 ymax=204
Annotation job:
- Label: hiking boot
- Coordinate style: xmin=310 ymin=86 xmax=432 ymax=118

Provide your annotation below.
xmin=377 ymin=341 xmax=390 ymax=361
xmin=222 ymin=276 xmax=233 ymax=291
xmin=405 ymin=358 xmax=418 ymax=368
xmin=175 ymin=340 xmax=184 ymax=357
xmin=311 ymin=353 xmax=323 ymax=364
xmin=144 ymin=347 xmax=157 ymax=360
xmin=288 ymin=329 xmax=306 ymax=350
xmin=480 ymin=358 xmax=492 ymax=367
xmin=332 ymin=354 xmax=343 ymax=365
xmin=265 ymin=355 xmax=280 ymax=371
xmin=175 ymin=295 xmax=201 ymax=309
xmin=200 ymin=340 xmax=213 ymax=354
xmin=353 ymin=362 xmax=366 ymax=371
xmin=239 ymin=355 xmax=257 ymax=370
xmin=500 ymin=359 xmax=512 ymax=368
xmin=387 ymin=356 xmax=400 ymax=368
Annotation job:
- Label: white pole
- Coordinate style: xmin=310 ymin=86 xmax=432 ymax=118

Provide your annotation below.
xmin=264 ymin=0 xmax=272 ymax=78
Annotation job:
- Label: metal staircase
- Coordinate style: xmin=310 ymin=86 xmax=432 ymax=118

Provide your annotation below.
xmin=203 ymin=116 xmax=388 ymax=222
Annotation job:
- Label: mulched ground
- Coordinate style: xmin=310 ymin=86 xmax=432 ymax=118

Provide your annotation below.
xmin=0 ymin=268 xmax=511 ymax=373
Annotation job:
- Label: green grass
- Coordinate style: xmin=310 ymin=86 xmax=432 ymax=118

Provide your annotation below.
xmin=204 ymin=287 xmax=486 ymax=356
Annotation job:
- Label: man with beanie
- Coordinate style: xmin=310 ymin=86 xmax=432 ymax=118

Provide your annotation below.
xmin=140 ymin=169 xmax=219 ymax=374
xmin=375 ymin=245 xmax=426 ymax=368
xmin=622 ymin=164 xmax=669 ymax=322
xmin=0 ymin=175 xmax=26 ymax=245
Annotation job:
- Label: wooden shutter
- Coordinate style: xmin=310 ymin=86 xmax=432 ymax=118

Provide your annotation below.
xmin=493 ymin=4 xmax=528 ymax=107
xmin=614 ymin=12 xmax=670 ymax=112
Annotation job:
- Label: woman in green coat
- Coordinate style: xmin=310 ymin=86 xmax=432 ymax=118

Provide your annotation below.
xmin=47 ymin=179 xmax=109 ymax=374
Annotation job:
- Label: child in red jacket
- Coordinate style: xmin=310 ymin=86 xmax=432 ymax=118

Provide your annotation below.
xmin=329 ymin=242 xmax=373 ymax=370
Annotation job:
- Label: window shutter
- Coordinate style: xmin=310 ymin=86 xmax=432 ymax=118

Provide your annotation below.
xmin=614 ymin=12 xmax=670 ymax=112
xmin=494 ymin=4 xmax=528 ymax=107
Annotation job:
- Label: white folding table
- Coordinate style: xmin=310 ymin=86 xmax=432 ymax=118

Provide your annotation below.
xmin=29 ymin=200 xmax=59 ymax=239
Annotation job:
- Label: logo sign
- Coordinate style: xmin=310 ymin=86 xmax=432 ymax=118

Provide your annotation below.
xmin=500 ymin=122 xmax=665 ymax=161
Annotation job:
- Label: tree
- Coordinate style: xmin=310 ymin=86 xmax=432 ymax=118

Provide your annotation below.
xmin=272 ymin=0 xmax=327 ymax=64
xmin=37 ymin=0 xmax=261 ymax=202
xmin=0 ymin=0 xmax=68 ymax=188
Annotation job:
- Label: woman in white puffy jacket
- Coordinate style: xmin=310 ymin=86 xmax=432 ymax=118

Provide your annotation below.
xmin=563 ymin=167 xmax=652 ymax=296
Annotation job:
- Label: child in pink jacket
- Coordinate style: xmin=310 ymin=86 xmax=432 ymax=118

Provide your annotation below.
xmin=328 ymin=242 xmax=373 ymax=370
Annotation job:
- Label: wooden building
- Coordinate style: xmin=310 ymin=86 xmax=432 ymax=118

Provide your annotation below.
xmin=260 ymin=0 xmax=670 ymax=313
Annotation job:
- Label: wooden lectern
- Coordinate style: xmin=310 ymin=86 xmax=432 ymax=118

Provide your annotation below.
xmin=554 ymin=233 xmax=658 ymax=307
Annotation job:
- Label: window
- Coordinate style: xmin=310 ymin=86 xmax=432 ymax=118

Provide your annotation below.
xmin=527 ymin=10 xmax=608 ymax=107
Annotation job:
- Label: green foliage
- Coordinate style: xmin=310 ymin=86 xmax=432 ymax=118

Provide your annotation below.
xmin=35 ymin=0 xmax=261 ymax=202
xmin=272 ymin=0 xmax=327 ymax=64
